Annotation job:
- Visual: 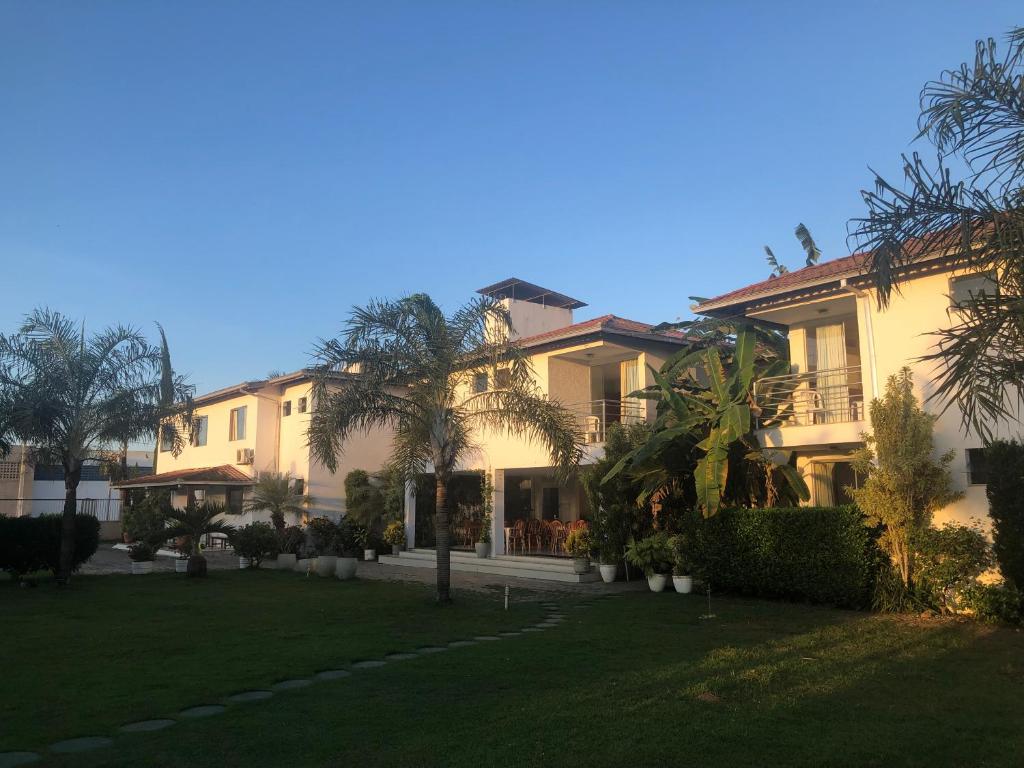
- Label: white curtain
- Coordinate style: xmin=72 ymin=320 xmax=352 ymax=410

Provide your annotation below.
xmin=620 ymin=359 xmax=642 ymax=424
xmin=815 ymin=324 xmax=848 ymax=424
xmin=808 ymin=462 xmax=835 ymax=506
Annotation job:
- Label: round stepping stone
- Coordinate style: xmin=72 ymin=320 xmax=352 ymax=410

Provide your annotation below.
xmin=179 ymin=705 xmax=225 ymax=718
xmin=226 ymin=690 xmax=273 ymax=703
xmin=384 ymin=652 xmax=419 ymax=661
xmin=49 ymin=737 xmax=113 ymax=754
xmin=0 ymin=752 xmax=40 ymax=767
xmin=415 ymin=646 xmax=447 ymax=654
xmin=271 ymin=679 xmax=312 ymax=691
xmin=314 ymin=669 xmax=351 ymax=681
xmin=351 ymin=660 xmax=387 ymax=669
xmin=447 ymin=640 xmax=478 ymax=648
xmin=547 ymin=613 xmax=566 ymax=618
xmin=522 ymin=627 xmax=544 ymax=632
xmin=119 ymin=719 xmax=176 ymax=733
xmin=473 ymin=635 xmax=500 ymax=641
xmin=538 ymin=622 xmax=559 ymax=628
xmin=498 ymin=631 xmax=522 ymax=637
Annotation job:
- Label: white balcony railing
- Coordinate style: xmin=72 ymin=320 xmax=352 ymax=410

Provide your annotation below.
xmin=565 ymin=399 xmax=646 ymax=444
xmin=753 ymin=365 xmax=865 ymax=428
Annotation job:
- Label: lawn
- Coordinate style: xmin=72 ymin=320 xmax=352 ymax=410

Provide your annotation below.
xmin=5 ymin=573 xmax=1024 ymax=768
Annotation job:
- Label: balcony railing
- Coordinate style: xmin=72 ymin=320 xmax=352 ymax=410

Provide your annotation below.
xmin=566 ymin=399 xmax=646 ymax=444
xmin=753 ymin=365 xmax=865 ymax=428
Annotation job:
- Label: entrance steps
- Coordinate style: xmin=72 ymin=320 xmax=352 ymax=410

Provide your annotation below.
xmin=378 ymin=548 xmax=600 ymax=583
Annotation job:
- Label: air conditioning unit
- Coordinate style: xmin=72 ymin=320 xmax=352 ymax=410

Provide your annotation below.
xmin=235 ymin=448 xmax=255 ymax=465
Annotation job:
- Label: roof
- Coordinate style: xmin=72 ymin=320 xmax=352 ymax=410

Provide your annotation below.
xmin=192 ymin=368 xmax=354 ymax=406
xmin=477 ymin=277 xmax=587 ymax=310
xmin=515 ymin=314 xmax=689 ymax=348
xmin=114 ymin=464 xmax=254 ymax=488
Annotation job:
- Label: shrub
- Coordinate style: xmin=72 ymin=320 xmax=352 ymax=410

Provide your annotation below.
xmin=564 ymin=528 xmax=594 ymax=559
xmin=0 ymin=514 xmax=100 ymax=578
xmin=122 ymin=491 xmax=171 ymax=543
xmin=985 ymin=440 xmax=1024 ymax=590
xmin=913 ymin=522 xmax=993 ymax=614
xmin=667 ymin=533 xmax=695 ymax=576
xmin=128 ymin=541 xmax=155 ymax=562
xmin=335 ymin=517 xmax=362 ymax=557
xmin=965 ymin=582 xmax=1024 ymax=625
xmin=230 ymin=522 xmax=278 ymax=566
xmin=687 ymin=506 xmax=881 ymax=609
xmin=305 ymin=517 xmax=339 ymax=556
xmin=278 ymin=525 xmax=305 ymax=556
xmin=625 ymin=533 xmax=674 ymax=576
xmin=383 ymin=521 xmax=406 ymax=547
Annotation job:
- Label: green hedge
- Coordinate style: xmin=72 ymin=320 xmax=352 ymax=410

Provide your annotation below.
xmin=0 ymin=514 xmax=100 ymax=578
xmin=985 ymin=440 xmax=1024 ymax=591
xmin=689 ymin=505 xmax=881 ymax=609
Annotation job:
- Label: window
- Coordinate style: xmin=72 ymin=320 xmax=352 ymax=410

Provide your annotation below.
xmin=227 ymin=487 xmax=244 ymax=514
xmin=967 ymin=448 xmax=988 ymax=485
xmin=292 ymin=478 xmax=305 ymax=495
xmin=495 ymin=368 xmax=511 ymax=389
xmin=473 ymin=372 xmax=488 ymax=393
xmin=298 ymin=397 xmax=308 ymax=414
xmin=282 ymin=401 xmax=291 ymax=417
xmin=160 ymin=427 xmax=174 ymax=452
xmin=229 ymin=406 xmax=247 ymax=441
xmin=192 ymin=416 xmax=208 ymax=447
xmin=950 ymin=272 xmax=997 ymax=309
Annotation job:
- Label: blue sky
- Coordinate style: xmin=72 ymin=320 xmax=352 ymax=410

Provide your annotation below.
xmin=1 ymin=1 xmax=1020 ymax=394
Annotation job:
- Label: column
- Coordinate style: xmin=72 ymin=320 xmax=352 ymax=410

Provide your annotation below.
xmin=492 ymin=469 xmax=505 ymax=556
xmin=404 ymin=479 xmax=416 ymax=550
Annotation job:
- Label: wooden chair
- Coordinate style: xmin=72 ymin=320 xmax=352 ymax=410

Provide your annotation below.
xmin=508 ymin=519 xmax=526 ymax=554
xmin=549 ymin=520 xmax=566 ymax=554
xmin=526 ymin=519 xmax=543 ymax=553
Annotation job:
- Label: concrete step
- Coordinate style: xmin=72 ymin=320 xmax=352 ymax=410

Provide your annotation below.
xmin=379 ymin=549 xmax=600 ymax=583
xmin=394 ymin=549 xmax=587 ymax=574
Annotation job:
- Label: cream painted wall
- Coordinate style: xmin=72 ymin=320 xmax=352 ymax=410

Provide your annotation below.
xmin=159 ymin=393 xmax=264 ymax=479
xmin=502 ymin=298 xmax=573 ymax=340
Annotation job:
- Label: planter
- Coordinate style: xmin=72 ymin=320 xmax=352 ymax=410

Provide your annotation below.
xmin=174 ymin=558 xmax=189 ymax=574
xmin=391 ymin=544 xmax=402 ymax=556
xmin=130 ymin=561 xmax=153 ymax=575
xmin=238 ymin=556 xmax=251 ymax=570
xmin=572 ymin=557 xmax=591 ymax=575
xmin=647 ymin=573 xmax=668 ymax=593
xmin=294 ymin=557 xmax=313 ymax=573
xmin=363 ymin=549 xmax=376 ymax=562
xmin=672 ymin=575 xmax=694 ymax=594
xmin=335 ymin=557 xmax=357 ymax=580
xmin=474 ymin=542 xmax=490 ymax=559
xmin=276 ymin=553 xmax=297 ymax=570
xmin=598 ymin=563 xmax=617 ymax=583
xmin=315 ymin=555 xmax=337 ymax=577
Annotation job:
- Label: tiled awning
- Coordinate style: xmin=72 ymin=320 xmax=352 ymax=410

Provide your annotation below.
xmin=113 ymin=464 xmax=253 ymax=489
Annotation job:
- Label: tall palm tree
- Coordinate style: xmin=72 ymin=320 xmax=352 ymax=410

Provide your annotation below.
xmin=308 ymin=294 xmax=584 ymax=603
xmin=243 ymin=472 xmax=314 ymax=533
xmin=0 ymin=309 xmax=171 ymax=583
xmin=160 ymin=502 xmax=235 ymax=577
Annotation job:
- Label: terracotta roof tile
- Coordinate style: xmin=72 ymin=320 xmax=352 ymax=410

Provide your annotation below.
xmin=515 ymin=314 xmax=687 ymax=347
xmin=115 ymin=464 xmax=253 ymax=488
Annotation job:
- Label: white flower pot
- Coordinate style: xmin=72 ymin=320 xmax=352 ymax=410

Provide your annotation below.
xmin=573 ymin=557 xmax=591 ymax=575
xmin=363 ymin=549 xmax=376 ymax=562
xmin=294 ymin=558 xmax=313 ymax=573
xmin=276 ymin=553 xmax=297 ymax=570
xmin=131 ymin=561 xmax=153 ymax=575
xmin=672 ymin=575 xmax=693 ymax=594
xmin=599 ymin=564 xmax=617 ymax=583
xmin=647 ymin=573 xmax=668 ymax=593
xmin=174 ymin=558 xmax=188 ymax=573
xmin=335 ymin=557 xmax=357 ymax=580
xmin=391 ymin=544 xmax=402 ymax=556
xmin=475 ymin=543 xmax=490 ymax=559
xmin=238 ymin=557 xmax=251 ymax=570
xmin=315 ymin=555 xmax=337 ymax=577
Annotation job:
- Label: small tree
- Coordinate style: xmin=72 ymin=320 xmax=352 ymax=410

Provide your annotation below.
xmin=985 ymin=440 xmax=1024 ymax=590
xmin=161 ymin=502 xmax=235 ymax=577
xmin=243 ymin=472 xmax=314 ymax=534
xmin=850 ymin=367 xmax=962 ymax=587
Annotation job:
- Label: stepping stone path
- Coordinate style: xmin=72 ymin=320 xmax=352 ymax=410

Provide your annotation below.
xmin=447 ymin=640 xmax=477 ymax=648
xmin=314 ymin=669 xmax=351 ymax=681
xmin=498 ymin=631 xmax=522 ymax=637
xmin=272 ymin=679 xmax=313 ymax=691
xmin=179 ymin=705 xmax=226 ymax=718
xmin=0 ymin=752 xmax=40 ymax=767
xmin=226 ymin=691 xmax=273 ymax=703
xmin=384 ymin=652 xmax=419 ymax=661
xmin=473 ymin=636 xmax=500 ymax=641
xmin=415 ymin=646 xmax=448 ymax=654
xmin=49 ymin=737 xmax=113 ymax=753
xmin=351 ymin=660 xmax=387 ymax=669
xmin=522 ymin=627 xmax=544 ymax=632
xmin=119 ymin=719 xmax=176 ymax=733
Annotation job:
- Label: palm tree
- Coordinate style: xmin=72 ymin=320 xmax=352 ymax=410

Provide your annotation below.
xmin=151 ymin=322 xmax=194 ymax=474
xmin=160 ymin=502 xmax=235 ymax=577
xmin=308 ymin=294 xmax=584 ymax=603
xmin=243 ymin=472 xmax=314 ymax=533
xmin=764 ymin=223 xmax=822 ymax=277
xmin=849 ymin=26 xmax=1024 ymax=438
xmin=0 ymin=309 xmax=173 ymax=583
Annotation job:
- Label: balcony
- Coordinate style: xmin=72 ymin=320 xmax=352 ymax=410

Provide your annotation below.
xmin=751 ymin=366 xmax=866 ymax=450
xmin=566 ymin=398 xmax=646 ymax=444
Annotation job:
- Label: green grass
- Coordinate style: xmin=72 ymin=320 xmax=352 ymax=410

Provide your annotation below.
xmin=6 ymin=574 xmax=1024 ymax=767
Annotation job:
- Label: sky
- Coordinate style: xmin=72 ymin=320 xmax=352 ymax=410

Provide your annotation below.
xmin=1 ymin=1 xmax=1021 ymax=394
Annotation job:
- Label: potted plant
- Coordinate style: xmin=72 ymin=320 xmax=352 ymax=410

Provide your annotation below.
xmin=307 ymin=517 xmax=339 ymax=577
xmin=564 ymin=528 xmax=594 ymax=574
xmin=596 ymin=537 xmax=620 ymax=583
xmin=160 ymin=502 xmax=235 ymax=578
xmin=173 ymin=537 xmax=190 ymax=573
xmin=383 ymin=520 xmax=406 ymax=556
xmin=231 ymin=522 xmax=277 ymax=570
xmin=334 ymin=518 xmax=360 ymax=580
xmin=128 ymin=542 xmax=155 ymax=575
xmin=474 ymin=511 xmax=491 ymax=559
xmin=356 ymin=524 xmax=375 ymax=561
xmin=668 ymin=534 xmax=694 ymax=594
xmin=275 ymin=525 xmax=303 ymax=570
xmin=625 ymin=533 xmax=674 ymax=592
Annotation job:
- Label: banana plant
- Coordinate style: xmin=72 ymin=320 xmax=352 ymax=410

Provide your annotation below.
xmin=603 ymin=324 xmax=808 ymax=517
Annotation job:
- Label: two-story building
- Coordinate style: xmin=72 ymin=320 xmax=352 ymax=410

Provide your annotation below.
xmin=695 ymin=251 xmax=1007 ymax=527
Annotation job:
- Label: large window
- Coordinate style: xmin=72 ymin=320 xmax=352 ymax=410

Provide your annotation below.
xmin=472 ymin=372 xmax=488 ymax=394
xmin=229 ymin=406 xmax=247 ymax=441
xmin=282 ymin=400 xmax=291 ymax=417
xmin=966 ymin=448 xmax=988 ymax=485
xmin=298 ymin=397 xmax=308 ymax=413
xmin=192 ymin=416 xmax=208 ymax=447
xmin=950 ymin=272 xmax=997 ymax=309
xmin=159 ymin=427 xmax=174 ymax=452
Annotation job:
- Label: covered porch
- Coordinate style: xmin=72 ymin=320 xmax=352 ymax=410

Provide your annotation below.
xmin=115 ymin=464 xmax=255 ymax=516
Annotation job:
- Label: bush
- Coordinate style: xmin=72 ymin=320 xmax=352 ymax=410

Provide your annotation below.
xmin=383 ymin=521 xmax=405 ymax=547
xmin=625 ymin=533 xmax=674 ymax=576
xmin=230 ymin=522 xmax=278 ymax=566
xmin=128 ymin=542 xmax=155 ymax=562
xmin=564 ymin=528 xmax=594 ymax=559
xmin=687 ymin=506 xmax=881 ymax=609
xmin=278 ymin=525 xmax=305 ymax=556
xmin=965 ymin=582 xmax=1024 ymax=625
xmin=122 ymin=491 xmax=171 ymax=543
xmin=336 ymin=517 xmax=362 ymax=557
xmin=985 ymin=440 xmax=1024 ymax=590
xmin=305 ymin=517 xmax=339 ymax=556
xmin=913 ymin=522 xmax=993 ymax=614
xmin=0 ymin=514 xmax=100 ymax=578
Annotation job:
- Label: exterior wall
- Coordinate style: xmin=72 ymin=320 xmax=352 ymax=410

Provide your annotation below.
xmin=501 ymin=298 xmax=573 ymax=340
xmin=160 ymin=393 xmax=266 ymax=480
xmin=0 ymin=446 xmax=33 ymax=517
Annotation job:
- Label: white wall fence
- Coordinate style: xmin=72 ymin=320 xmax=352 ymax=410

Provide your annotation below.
xmin=0 ymin=497 xmax=123 ymax=521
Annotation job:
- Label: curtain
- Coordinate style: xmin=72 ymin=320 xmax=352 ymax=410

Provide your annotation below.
xmin=808 ymin=462 xmax=835 ymax=506
xmin=620 ymin=359 xmax=642 ymax=424
xmin=815 ymin=324 xmax=848 ymax=424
